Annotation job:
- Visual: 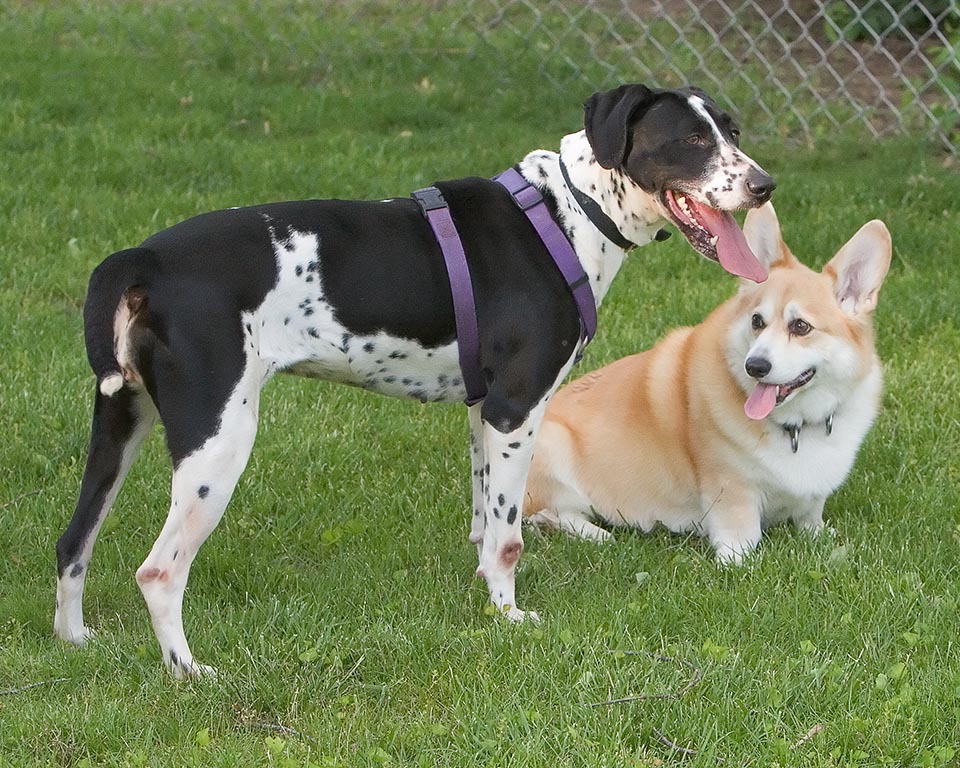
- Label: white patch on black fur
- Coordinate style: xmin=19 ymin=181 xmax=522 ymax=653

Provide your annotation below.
xmin=687 ymin=95 xmax=767 ymax=210
xmin=250 ymin=229 xmax=467 ymax=403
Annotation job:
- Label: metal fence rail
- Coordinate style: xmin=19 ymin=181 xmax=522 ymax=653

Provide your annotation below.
xmin=450 ymin=0 xmax=960 ymax=151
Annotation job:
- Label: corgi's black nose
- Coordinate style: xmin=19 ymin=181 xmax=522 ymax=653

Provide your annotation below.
xmin=745 ymin=356 xmax=771 ymax=379
xmin=746 ymin=169 xmax=776 ymax=203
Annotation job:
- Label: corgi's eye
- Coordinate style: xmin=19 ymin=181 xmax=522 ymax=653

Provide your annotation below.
xmin=789 ymin=318 xmax=812 ymax=336
xmin=751 ymin=313 xmax=765 ymax=330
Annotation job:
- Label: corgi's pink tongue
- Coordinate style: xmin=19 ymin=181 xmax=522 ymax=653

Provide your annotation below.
xmin=692 ymin=201 xmax=768 ymax=283
xmin=744 ymin=382 xmax=777 ymax=420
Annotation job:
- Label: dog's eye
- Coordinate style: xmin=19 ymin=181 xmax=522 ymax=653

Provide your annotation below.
xmin=751 ymin=313 xmax=765 ymax=330
xmin=789 ymin=318 xmax=812 ymax=336
xmin=730 ymin=127 xmax=741 ymax=145
xmin=686 ymin=134 xmax=704 ymax=145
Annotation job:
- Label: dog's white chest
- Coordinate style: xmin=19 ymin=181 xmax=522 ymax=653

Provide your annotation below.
xmin=753 ymin=383 xmax=880 ymax=515
xmin=758 ymin=426 xmax=859 ymax=498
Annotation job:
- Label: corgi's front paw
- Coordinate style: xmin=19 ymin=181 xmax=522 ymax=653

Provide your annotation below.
xmin=712 ymin=538 xmax=760 ymax=566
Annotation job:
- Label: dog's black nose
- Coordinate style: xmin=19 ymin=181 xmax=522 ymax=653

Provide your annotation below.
xmin=745 ymin=356 xmax=771 ymax=379
xmin=745 ymin=169 xmax=776 ymax=203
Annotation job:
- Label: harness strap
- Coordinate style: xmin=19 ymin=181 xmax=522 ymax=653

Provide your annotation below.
xmin=412 ymin=186 xmax=486 ymax=405
xmin=492 ymin=167 xmax=598 ymax=343
xmin=413 ymin=169 xmax=599 ymax=406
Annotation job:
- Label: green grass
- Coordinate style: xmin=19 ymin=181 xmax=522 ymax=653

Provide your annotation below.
xmin=2 ymin=3 xmax=959 ymax=767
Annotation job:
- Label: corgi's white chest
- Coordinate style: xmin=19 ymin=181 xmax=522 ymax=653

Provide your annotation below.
xmin=752 ymin=367 xmax=881 ymax=510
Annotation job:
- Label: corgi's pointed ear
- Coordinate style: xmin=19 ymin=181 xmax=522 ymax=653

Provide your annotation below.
xmin=825 ymin=220 xmax=891 ymax=316
xmin=741 ymin=202 xmax=794 ymax=286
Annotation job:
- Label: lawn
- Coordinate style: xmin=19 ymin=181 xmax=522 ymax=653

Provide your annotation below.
xmin=1 ymin=3 xmax=959 ymax=767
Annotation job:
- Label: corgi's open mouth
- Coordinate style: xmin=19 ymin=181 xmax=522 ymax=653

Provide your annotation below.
xmin=662 ymin=189 xmax=767 ymax=283
xmin=744 ymin=368 xmax=816 ymax=420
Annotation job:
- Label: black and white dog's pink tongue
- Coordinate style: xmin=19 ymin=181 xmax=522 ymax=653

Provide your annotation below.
xmin=691 ymin=201 xmax=768 ymax=283
xmin=744 ymin=382 xmax=777 ymax=420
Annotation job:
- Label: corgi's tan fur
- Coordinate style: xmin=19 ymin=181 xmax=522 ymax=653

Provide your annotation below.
xmin=524 ymin=203 xmax=891 ymax=562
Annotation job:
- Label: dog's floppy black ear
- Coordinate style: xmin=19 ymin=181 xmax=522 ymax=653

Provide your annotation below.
xmin=583 ymin=84 xmax=656 ymax=169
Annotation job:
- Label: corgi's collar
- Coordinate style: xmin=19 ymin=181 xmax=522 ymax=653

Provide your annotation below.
xmin=783 ymin=413 xmax=834 ymax=453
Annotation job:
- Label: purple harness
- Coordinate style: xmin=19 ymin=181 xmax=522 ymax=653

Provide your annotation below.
xmin=412 ymin=168 xmax=597 ymax=406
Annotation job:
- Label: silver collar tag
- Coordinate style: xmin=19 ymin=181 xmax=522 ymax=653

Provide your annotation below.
xmin=784 ymin=414 xmax=835 ymax=454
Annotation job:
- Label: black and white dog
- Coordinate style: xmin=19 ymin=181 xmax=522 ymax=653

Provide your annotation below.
xmin=55 ymin=84 xmax=775 ymax=677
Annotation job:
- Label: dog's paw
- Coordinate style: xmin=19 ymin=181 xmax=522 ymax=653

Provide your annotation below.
xmin=188 ymin=663 xmax=219 ymax=680
xmin=527 ymin=509 xmax=614 ymax=543
xmin=168 ymin=654 xmax=218 ymax=680
xmin=796 ymin=518 xmax=826 ymax=536
xmin=499 ymin=605 xmax=541 ymax=623
xmin=526 ymin=510 xmax=559 ymax=530
xmin=713 ymin=543 xmax=760 ymax=567
xmin=54 ymin=624 xmax=96 ymax=646
xmin=585 ymin=526 xmax=614 ymax=544
xmin=171 ymin=662 xmax=219 ymax=681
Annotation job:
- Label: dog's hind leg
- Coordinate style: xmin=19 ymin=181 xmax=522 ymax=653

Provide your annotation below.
xmin=135 ymin=354 xmax=262 ymax=679
xmin=137 ymin=440 xmax=255 ymax=677
xmin=55 ymin=387 xmax=157 ymax=645
xmin=524 ymin=423 xmax=612 ymax=542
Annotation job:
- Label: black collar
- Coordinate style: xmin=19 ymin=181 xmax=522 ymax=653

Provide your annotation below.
xmin=783 ymin=414 xmax=834 ymax=453
xmin=559 ymin=157 xmax=637 ymax=251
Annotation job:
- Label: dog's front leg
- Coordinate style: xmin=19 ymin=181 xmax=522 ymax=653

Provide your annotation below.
xmin=475 ymin=411 xmax=543 ymax=622
xmin=701 ymin=481 xmax=763 ymax=565
xmin=475 ymin=371 xmax=572 ymax=620
xmin=794 ymin=496 xmax=827 ymax=535
xmin=467 ymin=403 xmax=486 ymax=553
xmin=474 ymin=347 xmax=578 ymax=620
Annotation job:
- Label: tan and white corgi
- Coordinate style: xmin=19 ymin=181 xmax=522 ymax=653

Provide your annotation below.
xmin=524 ymin=202 xmax=891 ymax=562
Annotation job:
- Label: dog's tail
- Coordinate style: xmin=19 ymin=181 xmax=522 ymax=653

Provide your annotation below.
xmin=83 ymin=247 xmax=157 ymax=397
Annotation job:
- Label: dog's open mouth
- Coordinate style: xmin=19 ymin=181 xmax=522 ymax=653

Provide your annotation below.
xmin=743 ymin=368 xmax=816 ymax=420
xmin=662 ymin=190 xmax=767 ymax=283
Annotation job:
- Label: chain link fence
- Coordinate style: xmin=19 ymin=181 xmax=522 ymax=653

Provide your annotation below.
xmin=7 ymin=1 xmax=958 ymax=151
xmin=445 ymin=0 xmax=960 ymax=151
